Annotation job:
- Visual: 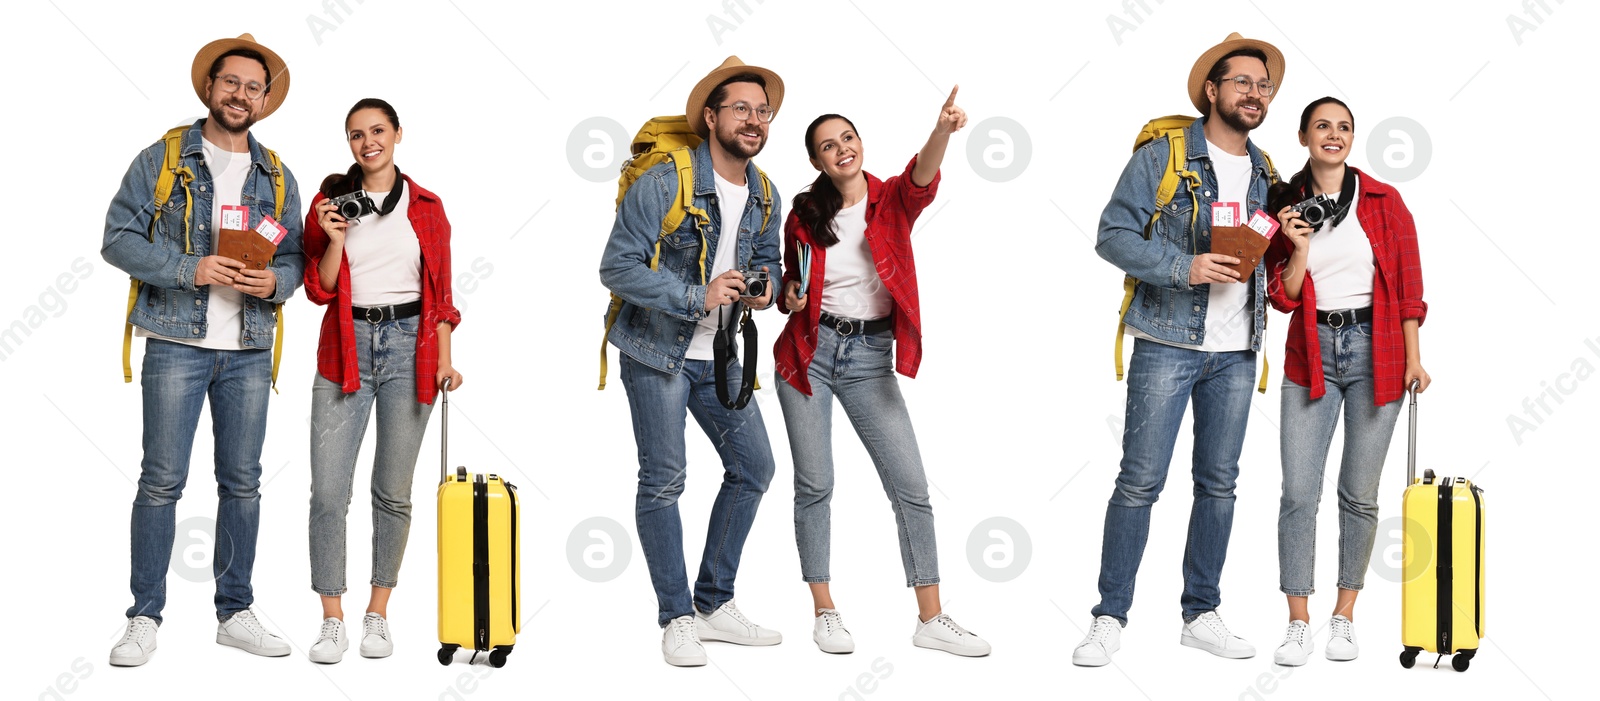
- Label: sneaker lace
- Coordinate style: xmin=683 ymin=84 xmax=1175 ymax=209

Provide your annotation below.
xmin=820 ymin=610 xmax=844 ymax=634
xmin=719 ymin=601 xmax=754 ymax=628
xmin=671 ymin=616 xmax=698 ymax=646
xmin=364 ymin=613 xmax=388 ymax=640
xmin=232 ymin=611 xmax=266 ymax=637
xmin=1284 ymin=621 xmax=1308 ymax=645
xmin=935 ymin=614 xmax=974 ymax=637
xmin=1200 ymin=612 xmax=1233 ymax=639
xmin=1087 ymin=617 xmax=1116 ymax=644
xmin=1330 ymin=616 xmax=1353 ymax=642
xmin=318 ymin=619 xmax=341 ymax=642
xmin=121 ymin=617 xmax=156 ymax=645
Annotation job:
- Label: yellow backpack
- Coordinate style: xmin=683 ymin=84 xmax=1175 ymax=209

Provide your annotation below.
xmin=596 ymin=115 xmax=772 ymax=390
xmin=123 ymin=125 xmax=288 ymax=391
xmin=1114 ymin=116 xmax=1275 ymax=393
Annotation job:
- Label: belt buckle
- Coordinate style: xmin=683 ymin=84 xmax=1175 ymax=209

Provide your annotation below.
xmin=365 ymin=306 xmax=383 ymax=324
xmin=833 ymin=316 xmax=856 ymax=336
xmin=1327 ymin=309 xmax=1346 ymax=329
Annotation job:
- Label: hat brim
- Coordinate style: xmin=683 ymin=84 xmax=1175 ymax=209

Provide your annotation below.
xmin=192 ymin=36 xmax=291 ymax=120
xmin=685 ymin=63 xmax=784 ymax=140
xmin=1188 ymin=37 xmax=1284 ymax=115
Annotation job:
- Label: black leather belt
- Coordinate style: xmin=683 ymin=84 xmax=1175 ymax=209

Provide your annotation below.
xmin=1317 ymin=307 xmax=1372 ymax=327
xmin=820 ymin=312 xmax=892 ymax=336
xmin=352 ymin=300 xmax=422 ymax=323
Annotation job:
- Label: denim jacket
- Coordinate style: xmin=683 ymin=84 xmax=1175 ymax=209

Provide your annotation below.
xmin=101 ymin=119 xmax=305 ymax=349
xmin=600 ymin=141 xmax=781 ymax=375
xmin=1095 ymin=117 xmax=1274 ymax=351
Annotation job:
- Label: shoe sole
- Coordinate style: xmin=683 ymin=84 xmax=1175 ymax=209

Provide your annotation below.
xmin=1273 ymin=653 xmax=1308 ymax=667
xmin=1072 ymin=642 xmax=1118 ymax=667
xmin=359 ymin=642 xmax=393 ymax=658
xmin=1179 ymin=634 xmax=1254 ymax=659
xmin=217 ymin=636 xmax=292 ymax=657
xmin=697 ymin=629 xmax=783 ymax=646
xmin=109 ymin=650 xmax=153 ymax=667
xmin=1326 ymin=651 xmax=1357 ymax=662
xmin=308 ymin=648 xmax=345 ymax=664
xmin=814 ymin=636 xmax=854 ymax=654
xmin=664 ymin=654 xmax=708 ymax=667
xmin=912 ymin=637 xmax=991 ymax=657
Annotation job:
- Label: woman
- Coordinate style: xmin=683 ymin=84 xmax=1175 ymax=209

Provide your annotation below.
xmin=1266 ymin=97 xmax=1429 ymax=666
xmin=773 ymin=87 xmax=988 ymax=657
xmin=302 ymin=98 xmax=463 ymax=664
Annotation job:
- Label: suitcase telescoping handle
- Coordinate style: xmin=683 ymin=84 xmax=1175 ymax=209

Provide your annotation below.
xmin=440 ymin=378 xmax=452 ymax=486
xmin=1406 ymin=378 xmax=1420 ymax=484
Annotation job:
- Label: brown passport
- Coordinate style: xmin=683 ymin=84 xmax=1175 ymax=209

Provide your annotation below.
xmin=217 ymin=228 xmax=277 ymax=271
xmin=1208 ymin=225 xmax=1269 ymax=281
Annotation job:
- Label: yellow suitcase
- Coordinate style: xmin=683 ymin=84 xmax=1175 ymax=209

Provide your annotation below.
xmin=1399 ymin=382 xmax=1485 ymax=672
xmin=435 ymin=384 xmax=521 ymax=667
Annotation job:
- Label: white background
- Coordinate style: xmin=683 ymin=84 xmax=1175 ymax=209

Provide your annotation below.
xmin=1 ymin=1 xmax=1590 ymax=699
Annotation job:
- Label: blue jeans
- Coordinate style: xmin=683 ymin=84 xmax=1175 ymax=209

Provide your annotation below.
xmin=619 ymin=353 xmax=775 ymax=627
xmin=128 ymin=340 xmax=271 ymax=623
xmin=309 ymin=316 xmax=435 ymax=596
xmin=777 ymin=327 xmax=938 ymax=587
xmin=1093 ymin=338 xmax=1256 ymax=625
xmin=1278 ymin=321 xmax=1402 ymax=596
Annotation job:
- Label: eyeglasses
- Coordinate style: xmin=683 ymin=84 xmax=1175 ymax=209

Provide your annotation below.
xmin=715 ymin=102 xmax=776 ymax=124
xmin=1219 ymin=75 xmax=1276 ymax=97
xmin=213 ymin=74 xmax=267 ymax=101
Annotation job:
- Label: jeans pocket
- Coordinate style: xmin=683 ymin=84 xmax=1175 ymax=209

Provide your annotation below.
xmin=858 ymin=330 xmax=894 ymax=352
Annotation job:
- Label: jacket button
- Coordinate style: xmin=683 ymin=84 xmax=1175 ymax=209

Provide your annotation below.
xmin=199 ymin=185 xmax=206 ymax=192
xmin=192 ymin=328 xmax=201 ymax=335
xmin=1193 ymin=305 xmax=1201 ymax=312
xmin=677 ymin=335 xmax=685 ymax=342
xmin=1189 ymin=333 xmax=1198 ymax=341
xmin=195 ymin=299 xmax=202 ymax=306
xmin=667 ymin=362 xmax=675 ymax=368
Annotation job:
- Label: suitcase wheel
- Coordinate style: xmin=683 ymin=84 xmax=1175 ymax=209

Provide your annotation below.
xmin=438 ymin=644 xmax=458 ymax=666
xmin=1399 ymin=648 xmax=1419 ymax=669
xmin=489 ymin=646 xmax=511 ymax=668
xmin=1452 ymin=648 xmax=1475 ymax=672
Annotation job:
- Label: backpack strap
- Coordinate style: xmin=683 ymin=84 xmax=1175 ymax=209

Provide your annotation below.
xmin=263 ymin=146 xmax=287 ymax=394
xmin=124 ymin=127 xmax=194 ymax=383
xmin=1114 ymin=129 xmax=1202 ymax=381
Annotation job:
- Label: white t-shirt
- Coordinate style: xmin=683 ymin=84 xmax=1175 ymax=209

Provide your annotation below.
xmin=820 ymin=197 xmax=892 ymax=320
xmin=1306 ymin=176 xmax=1374 ymax=311
xmin=685 ymin=171 xmax=748 ymax=360
xmin=1197 ymin=140 xmax=1253 ymax=352
xmin=140 ymin=136 xmax=249 ymax=349
xmin=344 ymin=182 xmax=422 ymax=307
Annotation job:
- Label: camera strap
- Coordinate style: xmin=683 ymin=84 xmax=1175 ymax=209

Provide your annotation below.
xmin=1307 ymin=166 xmax=1357 ymax=231
xmin=713 ymin=302 xmax=757 ymax=410
xmin=356 ymin=165 xmax=406 ymax=216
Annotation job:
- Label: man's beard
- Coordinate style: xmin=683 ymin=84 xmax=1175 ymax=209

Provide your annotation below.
xmin=715 ymin=122 xmax=765 ymax=159
xmin=209 ymin=99 xmax=257 ymax=135
xmin=1215 ymin=98 xmax=1266 ymax=134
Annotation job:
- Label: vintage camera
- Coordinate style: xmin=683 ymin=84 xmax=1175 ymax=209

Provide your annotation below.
xmin=328 ymin=191 xmax=377 ymax=223
xmin=1289 ymin=194 xmax=1336 ymax=229
xmin=740 ymin=268 xmax=770 ymax=299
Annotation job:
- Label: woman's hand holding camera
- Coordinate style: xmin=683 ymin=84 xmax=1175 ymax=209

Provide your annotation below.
xmin=1276 ymin=206 xmax=1313 ymax=254
xmin=783 ymin=279 xmax=807 ymax=312
xmin=317 ymin=199 xmax=349 ymax=245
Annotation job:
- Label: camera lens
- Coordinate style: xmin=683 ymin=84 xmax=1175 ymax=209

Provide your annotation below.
xmin=1302 ymin=203 xmax=1327 ymax=226
xmin=747 ymin=280 xmax=766 ymax=298
xmin=339 ymin=200 xmax=361 ymax=219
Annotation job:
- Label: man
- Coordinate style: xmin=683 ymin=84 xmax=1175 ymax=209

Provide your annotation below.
xmin=102 ymin=34 xmax=305 ymax=666
xmin=599 ymin=56 xmax=785 ymax=667
xmin=1075 ymin=33 xmax=1285 ymax=666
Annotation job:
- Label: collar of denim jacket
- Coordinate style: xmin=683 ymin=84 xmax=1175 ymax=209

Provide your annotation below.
xmin=689 ymin=139 xmax=766 ymax=207
xmin=180 ymin=118 xmax=274 ymax=173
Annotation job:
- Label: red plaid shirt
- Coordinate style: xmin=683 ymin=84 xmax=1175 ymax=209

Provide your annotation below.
xmin=1265 ymin=168 xmax=1426 ymax=406
xmin=775 ymin=155 xmax=939 ymax=395
xmin=303 ymin=175 xmax=461 ymax=405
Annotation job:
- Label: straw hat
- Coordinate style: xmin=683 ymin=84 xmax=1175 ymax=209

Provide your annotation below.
xmin=684 ymin=56 xmax=784 ymax=139
xmin=191 ymin=34 xmax=291 ymax=120
xmin=1187 ymin=33 xmax=1284 ymax=114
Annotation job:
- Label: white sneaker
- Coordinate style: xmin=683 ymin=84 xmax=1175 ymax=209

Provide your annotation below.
xmin=109 ymin=616 xmax=159 ymax=667
xmin=696 ymin=601 xmax=782 ymax=646
xmin=1272 ymin=620 xmax=1312 ymax=666
xmin=217 ymin=610 xmax=291 ymax=657
xmin=813 ymin=609 xmax=854 ymax=654
xmin=911 ymin=613 xmax=991 ymax=657
xmin=662 ymin=615 xmax=707 ymax=667
xmin=359 ymin=612 xmax=393 ymax=658
xmin=1325 ymin=615 xmax=1358 ymax=661
xmin=1072 ymin=615 xmax=1121 ymax=667
xmin=1179 ymin=610 xmax=1255 ymax=659
xmin=308 ymin=618 xmax=348 ymax=664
